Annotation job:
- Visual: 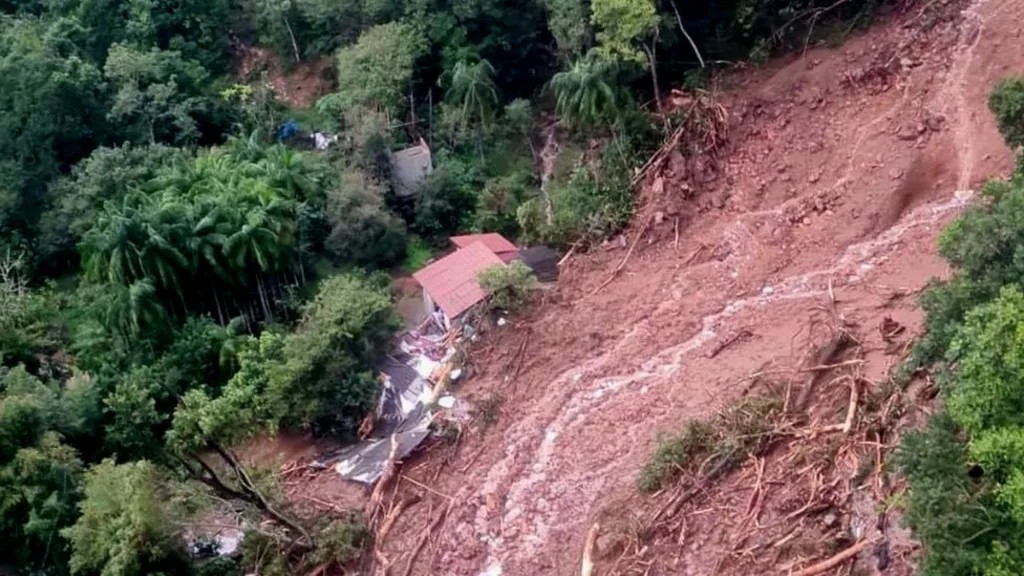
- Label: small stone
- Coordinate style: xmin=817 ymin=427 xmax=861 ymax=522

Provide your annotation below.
xmin=925 ymin=114 xmax=945 ymax=131
xmin=761 ymin=286 xmax=775 ymax=296
xmin=809 ymin=172 xmax=821 ymax=184
xmin=802 ymin=216 xmax=812 ymax=225
xmin=781 ymin=174 xmax=792 ymax=183
xmin=823 ymin=512 xmax=839 ymax=527
xmin=897 ymin=126 xmax=919 ymax=141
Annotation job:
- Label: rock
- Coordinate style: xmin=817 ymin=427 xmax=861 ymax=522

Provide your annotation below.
xmin=808 ymin=172 xmax=821 ymax=184
xmin=781 ymin=174 xmax=792 ymax=183
xmin=925 ymin=114 xmax=946 ymax=131
xmin=712 ymin=193 xmax=728 ymax=209
xmin=823 ymin=512 xmax=839 ymax=527
xmin=802 ymin=216 xmax=812 ymax=225
xmin=890 ymin=169 xmax=904 ymax=180
xmin=897 ymin=125 xmax=919 ymax=141
xmin=595 ymin=533 xmax=624 ymax=559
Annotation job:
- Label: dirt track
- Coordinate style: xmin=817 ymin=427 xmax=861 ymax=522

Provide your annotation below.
xmin=383 ymin=1 xmax=1023 ymax=574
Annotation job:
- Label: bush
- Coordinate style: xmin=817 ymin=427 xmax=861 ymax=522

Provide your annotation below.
xmin=474 ymin=172 xmax=534 ymax=238
xmin=478 ymin=261 xmax=538 ymax=312
xmin=323 ymin=173 xmax=407 ymax=268
xmin=412 ymin=165 xmax=478 ymax=240
xmin=637 ymin=396 xmax=781 ymax=493
xmin=989 ymin=77 xmax=1024 ymax=149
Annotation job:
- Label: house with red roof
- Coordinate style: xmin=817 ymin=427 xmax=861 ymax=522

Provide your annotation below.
xmin=412 ymin=240 xmax=508 ymax=328
xmin=449 ymin=233 xmax=520 ymax=263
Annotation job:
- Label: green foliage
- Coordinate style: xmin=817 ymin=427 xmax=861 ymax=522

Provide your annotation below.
xmin=104 ymin=44 xmax=214 ymax=146
xmin=324 ymin=172 xmax=408 ymax=267
xmin=0 ymin=18 xmax=105 ymax=236
xmin=478 ymin=261 xmax=538 ymax=312
xmin=329 ymin=22 xmax=427 ymax=115
xmin=590 ymin=0 xmax=656 ymax=64
xmin=307 ymin=517 xmax=368 ymax=566
xmin=945 ymin=287 xmax=1024 ymax=435
xmin=413 ymin=164 xmax=479 ymax=240
xmin=544 ymin=0 xmax=591 ymax=57
xmin=0 ymin=431 xmax=83 ymax=571
xmin=0 ymin=253 xmax=61 ymax=369
xmin=63 ymin=459 xmax=187 ymax=576
xmin=519 ymin=133 xmax=650 ymax=246
xmin=444 ymin=58 xmax=500 ymax=130
xmin=548 ymin=56 xmax=624 ymax=131
xmin=39 ymin=144 xmax=184 ymax=269
xmin=896 ymin=415 xmax=1009 ymax=576
xmin=271 ymin=272 xmax=398 ymax=430
xmin=638 ymin=396 xmax=782 ymax=493
xmin=401 ymin=236 xmax=434 ymax=272
xmin=988 ymin=77 xmax=1024 ymax=149
xmin=474 ymin=171 xmax=534 ymax=238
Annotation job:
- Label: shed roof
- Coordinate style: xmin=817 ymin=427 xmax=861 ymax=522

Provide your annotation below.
xmin=519 ymin=245 xmax=560 ymax=282
xmin=413 ymin=242 xmax=505 ymax=319
xmin=450 ymin=233 xmax=518 ymax=255
xmin=390 ymin=140 xmax=432 ymax=197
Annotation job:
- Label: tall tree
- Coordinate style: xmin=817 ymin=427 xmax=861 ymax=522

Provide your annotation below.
xmin=548 ymin=55 xmax=622 ymax=130
xmin=323 ymin=22 xmax=427 ymax=117
xmin=445 ymin=58 xmax=499 ymax=130
xmin=590 ymin=0 xmax=661 ymax=109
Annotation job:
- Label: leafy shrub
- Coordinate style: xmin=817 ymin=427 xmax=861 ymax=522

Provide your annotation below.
xmin=63 ymin=459 xmax=189 ymax=576
xmin=989 ymin=77 xmax=1024 ymax=149
xmin=638 ymin=396 xmax=781 ymax=492
xmin=478 ymin=261 xmax=538 ymax=312
xmin=412 ymin=166 xmax=478 ymax=241
xmin=896 ymin=414 xmax=1005 ymax=576
xmin=401 ymin=236 xmax=434 ymax=273
xmin=474 ymin=172 xmax=534 ymax=238
xmin=324 ymin=172 xmax=407 ymax=267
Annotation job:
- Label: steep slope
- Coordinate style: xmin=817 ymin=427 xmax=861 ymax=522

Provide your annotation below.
xmin=379 ymin=1 xmax=1024 ymax=574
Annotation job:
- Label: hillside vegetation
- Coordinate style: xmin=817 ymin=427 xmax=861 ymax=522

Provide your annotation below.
xmin=0 ymin=0 xmax=902 ymax=574
xmin=897 ymin=77 xmax=1024 ymax=576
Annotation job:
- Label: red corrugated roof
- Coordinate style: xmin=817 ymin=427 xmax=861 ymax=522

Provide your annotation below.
xmin=450 ymin=233 xmax=518 ymax=255
xmin=413 ymin=242 xmax=505 ymax=319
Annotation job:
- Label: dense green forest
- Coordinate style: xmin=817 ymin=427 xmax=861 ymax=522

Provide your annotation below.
xmin=0 ymin=0 xmax=888 ymax=574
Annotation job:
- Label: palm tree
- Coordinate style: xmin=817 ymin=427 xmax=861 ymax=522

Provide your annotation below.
xmin=81 ymin=195 xmax=149 ymax=285
xmin=101 ymin=279 xmax=167 ymax=338
xmin=548 ymin=56 xmax=622 ymax=131
xmin=445 ymin=59 xmax=500 ymax=130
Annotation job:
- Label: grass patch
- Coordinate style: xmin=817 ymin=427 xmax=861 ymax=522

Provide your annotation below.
xmin=637 ymin=395 xmax=783 ymax=493
xmin=401 ymin=236 xmax=434 ymax=273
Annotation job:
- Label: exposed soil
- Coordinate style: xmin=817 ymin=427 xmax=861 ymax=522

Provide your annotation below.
xmin=235 ymin=45 xmax=333 ymax=109
xmin=289 ymin=0 xmax=1024 ymax=574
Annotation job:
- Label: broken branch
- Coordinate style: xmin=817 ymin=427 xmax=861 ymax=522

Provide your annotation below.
xmin=790 ymin=538 xmax=875 ymax=576
xmin=580 ymin=522 xmax=601 ymax=576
